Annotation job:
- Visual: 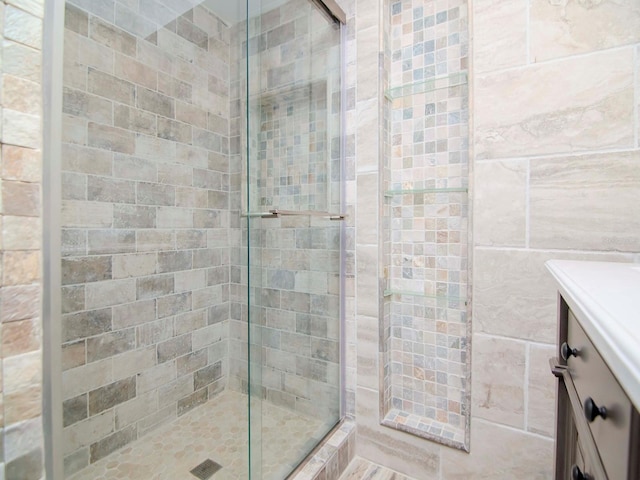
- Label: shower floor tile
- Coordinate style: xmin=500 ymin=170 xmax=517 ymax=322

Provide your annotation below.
xmin=69 ymin=390 xmax=323 ymax=480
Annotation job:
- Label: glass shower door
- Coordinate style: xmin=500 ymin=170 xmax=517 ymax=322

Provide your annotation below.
xmin=244 ymin=0 xmax=343 ymax=477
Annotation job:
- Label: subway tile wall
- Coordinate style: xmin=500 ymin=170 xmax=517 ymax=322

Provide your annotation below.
xmin=227 ymin=0 xmax=344 ymax=424
xmin=59 ymin=2 xmax=231 ymax=476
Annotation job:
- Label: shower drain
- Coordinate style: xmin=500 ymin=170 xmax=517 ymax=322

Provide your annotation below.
xmin=190 ymin=459 xmax=222 ymax=479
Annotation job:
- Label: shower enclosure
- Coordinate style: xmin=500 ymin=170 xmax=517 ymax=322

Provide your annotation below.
xmin=45 ymin=0 xmax=345 ymax=478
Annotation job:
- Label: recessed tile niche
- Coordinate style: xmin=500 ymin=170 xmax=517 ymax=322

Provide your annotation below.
xmin=381 ymin=0 xmax=470 ymax=451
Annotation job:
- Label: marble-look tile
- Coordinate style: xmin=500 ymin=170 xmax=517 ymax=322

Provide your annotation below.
xmin=356 ymin=388 xmax=440 ymax=479
xmin=356 ymin=173 xmax=379 ymax=246
xmin=472 ymin=0 xmax=527 ymax=73
xmin=340 ymin=456 xmax=415 ymax=480
xmin=441 ymin=419 xmax=553 ymax=479
xmin=530 ymin=0 xmax=640 ymax=62
xmin=471 ymin=335 xmax=525 ymax=428
xmin=473 ymin=248 xmax=636 ymax=344
xmin=530 ymin=151 xmax=640 ymax=252
xmin=475 ymin=48 xmax=635 ymax=159
xmin=474 ymin=160 xmax=526 ymax=246
xmin=527 ymin=343 xmax=556 ymax=437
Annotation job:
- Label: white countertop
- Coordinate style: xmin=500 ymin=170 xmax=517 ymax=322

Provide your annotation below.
xmin=546 ymin=260 xmax=640 ymax=410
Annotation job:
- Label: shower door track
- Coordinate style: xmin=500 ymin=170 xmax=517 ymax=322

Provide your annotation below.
xmin=314 ymin=0 xmax=346 ymax=24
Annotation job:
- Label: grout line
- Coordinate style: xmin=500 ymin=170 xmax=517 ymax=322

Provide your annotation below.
xmin=635 ymin=45 xmax=638 ymax=149
xmin=477 ymin=43 xmax=633 ymax=77
xmin=474 ymin=145 xmax=640 ymax=163
xmin=473 ymin=245 xmax=640 ymax=256
xmin=474 ymin=417 xmax=554 ymax=441
xmin=474 ymin=332 xmax=555 ymax=348
xmin=525 ymin=158 xmax=530 ymax=249
xmin=523 ymin=342 xmax=530 ymax=432
xmin=526 ymin=0 xmax=531 ymax=64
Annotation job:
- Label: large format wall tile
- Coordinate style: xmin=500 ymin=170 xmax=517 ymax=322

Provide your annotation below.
xmin=530 ymin=151 xmax=640 ymax=252
xmin=472 ymin=0 xmax=527 ymax=73
xmin=441 ymin=419 xmax=553 ymax=479
xmin=531 ymin=0 xmax=640 ymax=62
xmin=471 ymin=335 xmax=525 ymax=428
xmin=473 ymin=248 xmax=636 ymax=344
xmin=475 ymin=48 xmax=635 ymax=159
xmin=527 ymin=343 xmax=556 ymax=437
xmin=474 ymin=160 xmax=526 ymax=246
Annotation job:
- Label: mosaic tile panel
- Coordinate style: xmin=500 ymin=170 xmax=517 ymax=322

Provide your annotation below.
xmin=381 ymin=0 xmax=470 ymax=451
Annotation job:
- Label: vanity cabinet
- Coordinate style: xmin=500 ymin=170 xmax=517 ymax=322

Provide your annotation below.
xmin=547 ymin=261 xmax=640 ymax=480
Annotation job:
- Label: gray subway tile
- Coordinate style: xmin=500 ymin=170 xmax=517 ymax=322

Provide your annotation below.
xmin=157 ymin=292 xmax=192 ymax=318
xmin=157 ymin=334 xmax=192 ymax=363
xmin=89 ymin=16 xmax=137 ymax=56
xmin=62 ymin=257 xmax=112 ymax=285
xmin=88 ymin=68 xmax=135 ymax=105
xmin=194 ymin=361 xmax=222 ymax=390
xmin=86 ymin=328 xmax=136 ymax=363
xmin=113 ymin=205 xmax=157 ymax=229
xmin=62 ymin=308 xmax=112 ymax=343
xmin=89 ymin=425 xmax=137 ymax=463
xmin=137 ymin=87 xmax=175 ymax=118
xmin=177 ymin=388 xmax=208 ymax=416
xmin=88 ymin=123 xmax=135 ymax=154
xmin=63 ymin=394 xmax=88 ymax=427
xmin=136 ymin=274 xmax=175 ymax=300
xmin=137 ymin=182 xmax=176 ymax=206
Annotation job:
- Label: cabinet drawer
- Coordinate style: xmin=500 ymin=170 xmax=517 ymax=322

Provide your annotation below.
xmin=566 ymin=310 xmax=633 ymax=480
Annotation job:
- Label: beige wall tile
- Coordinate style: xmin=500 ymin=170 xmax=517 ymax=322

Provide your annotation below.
xmin=472 ymin=0 xmax=527 ymax=73
xmin=355 ymin=315 xmax=379 ymax=390
xmin=355 ymin=245 xmax=378 ymax=318
xmin=441 ymin=419 xmax=553 ymax=479
xmin=474 ymin=160 xmax=526 ymax=246
xmin=3 ymin=74 xmax=41 ymax=116
xmin=356 ymin=387 xmax=441 ymax=478
xmin=2 ymin=250 xmax=39 ymax=285
xmin=473 ymin=248 xmax=636 ymax=344
xmin=356 ymin=172 xmax=378 ymax=245
xmin=530 ymin=151 xmax=640 ymax=252
xmin=527 ymin=343 xmax=556 ymax=437
xmin=1 ymin=145 xmax=41 ymax=182
xmin=475 ymin=48 xmax=635 ymax=159
xmin=356 ymin=26 xmax=379 ymax=102
xmin=3 ymin=108 xmax=42 ymax=149
xmin=472 ymin=334 xmax=525 ymax=428
xmin=530 ymin=0 xmax=640 ymax=62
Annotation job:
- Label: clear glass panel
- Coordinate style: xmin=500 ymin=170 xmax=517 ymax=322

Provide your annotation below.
xmin=58 ymin=0 xmax=340 ymax=477
xmin=59 ymin=1 xmax=250 ymax=478
xmin=244 ymin=0 xmax=343 ymax=478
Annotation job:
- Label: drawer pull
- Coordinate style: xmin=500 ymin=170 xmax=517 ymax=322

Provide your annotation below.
xmin=561 ymin=341 xmax=579 ymax=360
xmin=584 ymin=397 xmax=607 ymax=422
xmin=571 ymin=465 xmax=588 ymax=480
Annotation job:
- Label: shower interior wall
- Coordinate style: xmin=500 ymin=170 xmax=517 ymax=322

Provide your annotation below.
xmin=228 ymin=0 xmax=343 ymax=423
xmin=59 ymin=0 xmax=342 ymax=476
xmin=59 ymin=2 xmax=233 ymax=476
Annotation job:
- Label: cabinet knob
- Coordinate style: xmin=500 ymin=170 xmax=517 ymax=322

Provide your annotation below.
xmin=561 ymin=341 xmax=578 ymax=360
xmin=584 ymin=397 xmax=607 ymax=422
xmin=571 ymin=464 xmax=587 ymax=480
